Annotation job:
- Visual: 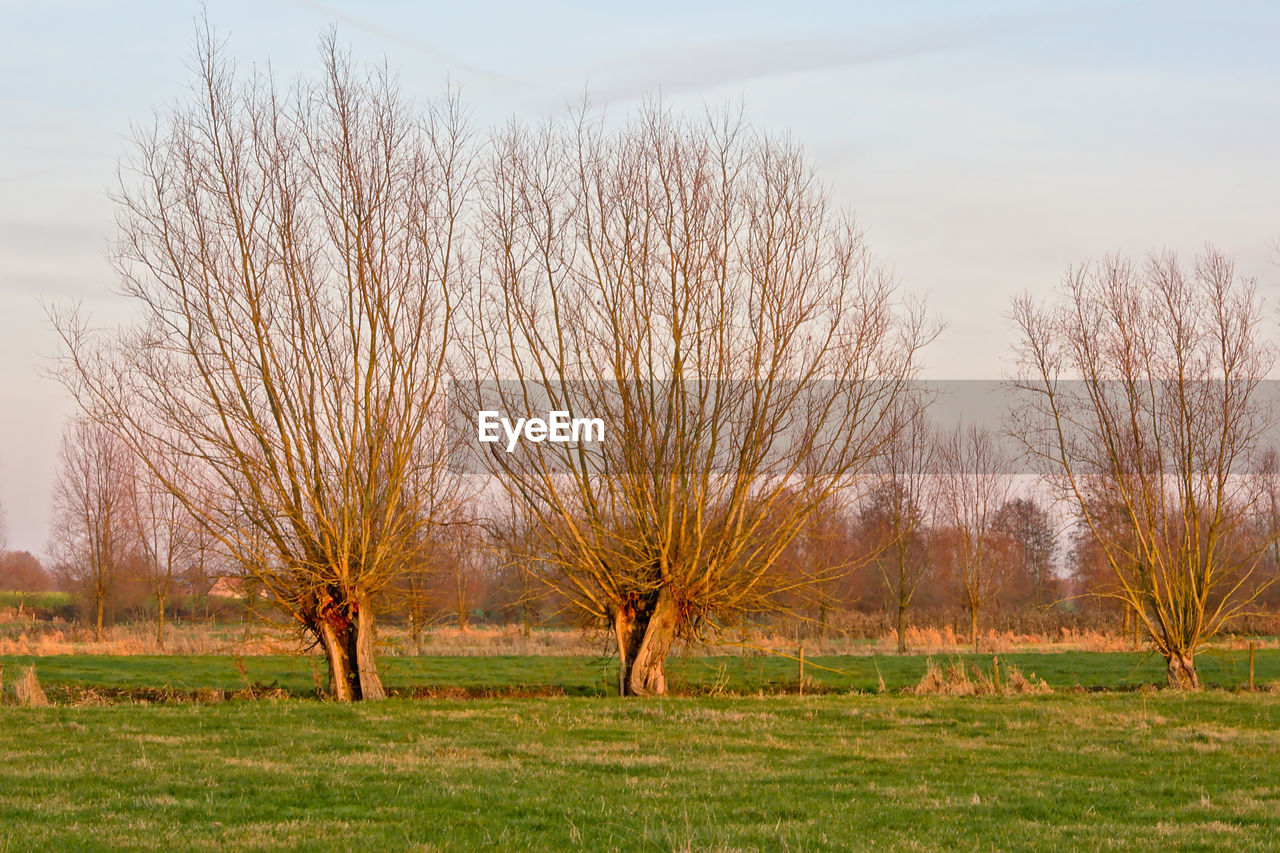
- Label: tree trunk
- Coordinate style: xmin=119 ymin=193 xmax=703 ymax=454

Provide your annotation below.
xmin=969 ymin=605 xmax=979 ymax=653
xmin=896 ymin=602 xmax=908 ymax=654
xmin=613 ymin=607 xmax=633 ymax=697
xmin=94 ymin=593 xmax=104 ymax=643
xmin=409 ymin=611 xmax=423 ymax=655
xmin=615 ymin=588 xmax=679 ymax=696
xmin=456 ymin=569 xmax=470 ymax=631
xmin=242 ymin=583 xmax=255 ymax=642
xmin=155 ymin=593 xmax=166 ymax=650
xmin=354 ymin=599 xmax=385 ymax=700
xmin=318 ymin=619 xmax=356 ymax=701
xmin=314 ymin=593 xmax=385 ymax=701
xmin=1166 ymin=650 xmax=1200 ymax=690
xmin=522 ymin=603 xmax=533 ymax=639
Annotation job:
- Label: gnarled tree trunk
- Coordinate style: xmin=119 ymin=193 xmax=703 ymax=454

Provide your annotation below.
xmin=354 ymin=599 xmax=385 ymax=700
xmin=312 ymin=591 xmax=385 ymax=701
xmin=1166 ymin=650 xmax=1200 ymax=690
xmin=318 ymin=618 xmax=355 ymax=701
xmin=614 ymin=588 xmax=680 ymax=696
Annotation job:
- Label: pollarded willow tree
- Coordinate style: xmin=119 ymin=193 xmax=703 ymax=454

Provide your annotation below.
xmin=463 ymin=105 xmax=932 ymax=695
xmin=1010 ymin=248 xmax=1277 ymax=688
xmin=52 ymin=29 xmax=472 ymax=700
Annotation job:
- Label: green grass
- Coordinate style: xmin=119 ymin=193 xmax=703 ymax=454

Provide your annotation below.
xmin=0 ymin=591 xmax=72 ymax=610
xmin=3 ymin=649 xmax=1279 ymax=697
xmin=2 ymin=692 xmax=1279 ymax=850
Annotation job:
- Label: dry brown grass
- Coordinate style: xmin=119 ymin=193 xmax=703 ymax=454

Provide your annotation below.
xmin=699 ymin=619 xmax=1280 ymax=657
xmin=1002 ymin=663 xmax=1054 ymax=694
xmin=10 ymin=665 xmax=49 ymax=706
xmin=0 ymin=620 xmax=304 ymax=656
xmin=0 ymin=616 xmax=601 ymax=657
xmin=909 ymin=656 xmax=1052 ymax=696
xmin=879 ymin=625 xmax=1174 ymax=654
xmin=910 ymin=658 xmax=981 ymax=696
xmin=702 ymin=623 xmax=1153 ymax=657
xmin=1 ymin=609 xmax=1274 ymax=659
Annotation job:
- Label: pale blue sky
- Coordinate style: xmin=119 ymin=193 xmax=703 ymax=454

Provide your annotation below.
xmin=1 ymin=0 xmax=1277 ymax=551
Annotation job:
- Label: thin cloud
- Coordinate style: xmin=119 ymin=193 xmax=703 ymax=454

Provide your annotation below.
xmin=280 ymin=0 xmax=504 ymax=81
xmin=591 ymin=7 xmax=1119 ymax=103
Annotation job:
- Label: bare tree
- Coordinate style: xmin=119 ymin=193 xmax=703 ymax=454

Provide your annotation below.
xmin=181 ymin=519 xmax=222 ymax=620
xmin=47 ymin=418 xmax=135 ymax=641
xmin=422 ymin=506 xmax=489 ymax=631
xmin=443 ymin=526 xmax=488 ymax=631
xmin=862 ymin=401 xmax=937 ymax=653
xmin=51 ymin=28 xmax=473 ymax=699
xmin=488 ymin=501 xmax=550 ymax=638
xmin=393 ymin=506 xmax=488 ymax=638
xmin=463 ymin=104 xmax=932 ymax=695
xmin=393 ymin=533 xmax=437 ymax=653
xmin=128 ymin=446 xmax=196 ymax=649
xmin=937 ymin=423 xmax=1012 ymax=652
xmin=992 ymin=496 xmax=1058 ymax=608
xmin=784 ymin=497 xmax=858 ymax=638
xmin=1010 ymin=248 xmax=1276 ymax=687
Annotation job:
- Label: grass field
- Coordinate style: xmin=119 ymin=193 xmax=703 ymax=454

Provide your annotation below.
xmin=2 ymin=692 xmax=1279 ymax=850
xmin=3 ymin=648 xmax=1278 ymax=698
xmin=3 ymin=651 xmax=1279 ymax=850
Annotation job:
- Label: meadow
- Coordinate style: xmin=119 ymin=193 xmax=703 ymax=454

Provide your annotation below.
xmin=1 ymin=647 xmax=1279 ymax=849
xmin=2 ymin=647 xmax=1277 ymax=699
xmin=2 ymin=691 xmax=1279 ymax=850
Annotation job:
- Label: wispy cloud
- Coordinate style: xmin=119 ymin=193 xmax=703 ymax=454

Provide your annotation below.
xmin=591 ymin=7 xmax=1116 ymax=103
xmin=279 ymin=0 xmax=504 ymax=81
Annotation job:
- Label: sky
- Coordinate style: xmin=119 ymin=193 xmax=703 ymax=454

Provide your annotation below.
xmin=0 ymin=0 xmax=1277 ymax=553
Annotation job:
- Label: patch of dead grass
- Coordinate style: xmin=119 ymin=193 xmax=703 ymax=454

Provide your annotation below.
xmin=909 ymin=657 xmax=1052 ymax=697
xmin=9 ymin=665 xmax=49 ymax=707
